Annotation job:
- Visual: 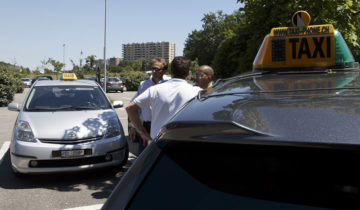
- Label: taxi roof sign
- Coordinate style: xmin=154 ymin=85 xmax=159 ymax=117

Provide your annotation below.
xmin=60 ymin=73 xmax=77 ymax=80
xmin=253 ymin=11 xmax=356 ymax=72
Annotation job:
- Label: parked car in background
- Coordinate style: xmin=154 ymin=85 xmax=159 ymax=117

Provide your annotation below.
xmin=100 ymin=77 xmax=124 ymax=93
xmin=31 ymin=75 xmax=52 ymax=86
xmin=21 ymin=78 xmax=31 ymax=87
xmin=8 ymin=73 xmax=128 ymax=174
xmin=102 ymin=11 xmax=360 ymax=210
xmin=119 ymin=77 xmax=127 ymax=91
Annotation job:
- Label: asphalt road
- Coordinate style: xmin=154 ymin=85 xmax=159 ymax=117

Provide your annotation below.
xmin=0 ymin=88 xmax=137 ymax=210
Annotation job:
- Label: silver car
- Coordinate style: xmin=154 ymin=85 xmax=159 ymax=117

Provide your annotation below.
xmin=21 ymin=78 xmax=31 ymax=87
xmin=8 ymin=78 xmax=128 ymax=174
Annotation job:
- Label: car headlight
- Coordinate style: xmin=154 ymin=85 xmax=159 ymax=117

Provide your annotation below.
xmin=15 ymin=120 xmax=36 ymax=142
xmin=105 ymin=118 xmax=122 ymax=138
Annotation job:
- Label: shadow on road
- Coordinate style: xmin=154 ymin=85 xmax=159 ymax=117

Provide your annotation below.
xmin=0 ymin=147 xmax=136 ymax=200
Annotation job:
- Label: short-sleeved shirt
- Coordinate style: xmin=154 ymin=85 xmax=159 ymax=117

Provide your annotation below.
xmin=134 ymin=78 xmax=201 ymax=139
xmin=136 ymin=78 xmax=167 ymax=121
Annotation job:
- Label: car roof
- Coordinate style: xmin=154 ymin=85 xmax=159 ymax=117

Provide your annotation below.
xmin=33 ymin=79 xmax=98 ymax=86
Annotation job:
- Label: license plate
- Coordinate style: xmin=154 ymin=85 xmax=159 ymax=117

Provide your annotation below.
xmin=60 ymin=150 xmax=85 ymax=158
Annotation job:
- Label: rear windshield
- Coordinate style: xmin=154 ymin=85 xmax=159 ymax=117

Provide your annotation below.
xmin=128 ymin=142 xmax=360 ymax=209
xmin=25 ymin=85 xmax=111 ymax=111
xmin=108 ymin=78 xmax=120 ymax=82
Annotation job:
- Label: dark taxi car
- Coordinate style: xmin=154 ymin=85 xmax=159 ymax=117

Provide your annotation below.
xmin=103 ymin=11 xmax=360 ymax=209
xmin=31 ymin=75 xmax=52 ymax=86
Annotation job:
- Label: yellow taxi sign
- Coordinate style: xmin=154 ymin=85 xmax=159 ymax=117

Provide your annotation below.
xmin=253 ymin=11 xmax=339 ymax=71
xmin=60 ymin=73 xmax=77 ymax=80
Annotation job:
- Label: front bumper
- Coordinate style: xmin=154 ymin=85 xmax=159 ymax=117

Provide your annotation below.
xmin=10 ymin=135 xmax=127 ymax=174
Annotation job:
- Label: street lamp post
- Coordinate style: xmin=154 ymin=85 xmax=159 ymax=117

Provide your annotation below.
xmin=63 ymin=44 xmax=66 ymax=70
xmin=103 ymin=0 xmax=107 ymax=92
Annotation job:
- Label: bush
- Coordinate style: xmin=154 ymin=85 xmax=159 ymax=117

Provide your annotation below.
xmin=0 ymin=68 xmax=15 ymax=106
xmin=12 ymin=74 xmax=24 ymax=93
xmin=118 ymin=71 xmax=149 ymax=91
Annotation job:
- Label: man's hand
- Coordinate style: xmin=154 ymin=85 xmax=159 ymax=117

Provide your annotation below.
xmin=126 ymin=101 xmax=152 ymax=146
xmin=138 ymin=131 xmax=152 ymax=146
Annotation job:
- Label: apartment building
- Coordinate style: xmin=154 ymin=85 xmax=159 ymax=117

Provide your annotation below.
xmin=122 ymin=42 xmax=175 ymax=63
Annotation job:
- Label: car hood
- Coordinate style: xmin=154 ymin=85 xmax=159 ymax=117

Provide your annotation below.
xmin=19 ymin=110 xmax=118 ymax=140
xmin=167 ymin=71 xmax=360 ymax=145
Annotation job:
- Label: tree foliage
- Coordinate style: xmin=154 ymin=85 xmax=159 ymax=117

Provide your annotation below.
xmin=42 ymin=58 xmax=65 ymax=79
xmin=184 ymin=11 xmax=241 ymax=66
xmin=185 ymin=0 xmax=360 ymax=78
xmin=0 ymin=63 xmax=24 ymax=106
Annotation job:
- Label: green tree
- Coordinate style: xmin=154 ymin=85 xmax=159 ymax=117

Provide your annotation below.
xmin=20 ymin=67 xmax=31 ymax=75
xmin=33 ymin=69 xmax=41 ymax=75
xmin=141 ymin=59 xmax=152 ymax=71
xmin=81 ymin=55 xmax=98 ymax=74
xmin=184 ymin=11 xmax=241 ymax=66
xmin=189 ymin=58 xmax=199 ymax=80
xmin=43 ymin=58 xmax=65 ymax=79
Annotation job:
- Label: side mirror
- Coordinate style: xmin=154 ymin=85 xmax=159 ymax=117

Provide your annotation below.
xmin=113 ymin=100 xmax=124 ymax=108
xmin=8 ymin=103 xmax=20 ymax=112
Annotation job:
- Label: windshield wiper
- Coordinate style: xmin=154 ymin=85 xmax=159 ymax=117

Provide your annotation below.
xmin=26 ymin=108 xmax=55 ymax=112
xmin=54 ymin=106 xmax=99 ymax=111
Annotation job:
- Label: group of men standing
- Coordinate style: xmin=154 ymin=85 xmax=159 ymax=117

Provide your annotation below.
xmin=126 ymin=56 xmax=214 ymax=148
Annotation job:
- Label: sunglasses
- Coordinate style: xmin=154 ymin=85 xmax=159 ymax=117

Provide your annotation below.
xmin=152 ymin=67 xmax=163 ymax=71
xmin=195 ymin=73 xmax=203 ymax=78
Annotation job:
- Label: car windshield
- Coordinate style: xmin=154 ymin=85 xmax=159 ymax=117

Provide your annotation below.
xmin=21 ymin=78 xmax=30 ymax=81
xmin=24 ymin=85 xmax=111 ymax=111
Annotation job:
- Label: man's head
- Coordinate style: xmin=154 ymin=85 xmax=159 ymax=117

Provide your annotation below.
xmin=151 ymin=58 xmax=167 ymax=83
xmin=171 ymin=56 xmax=191 ymax=79
xmin=195 ymin=65 xmax=214 ymax=89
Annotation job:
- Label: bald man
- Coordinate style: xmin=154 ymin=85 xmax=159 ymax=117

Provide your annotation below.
xmin=195 ymin=65 xmax=214 ymax=89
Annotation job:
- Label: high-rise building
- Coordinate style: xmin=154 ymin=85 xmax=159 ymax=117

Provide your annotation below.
xmin=122 ymin=42 xmax=175 ymax=63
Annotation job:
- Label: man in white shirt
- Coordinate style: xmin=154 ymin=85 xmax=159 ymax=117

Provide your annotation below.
xmin=129 ymin=58 xmax=168 ymax=149
xmin=126 ymin=56 xmax=201 ymax=145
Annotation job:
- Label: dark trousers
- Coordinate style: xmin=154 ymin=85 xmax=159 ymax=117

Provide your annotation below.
xmin=131 ymin=121 xmax=151 ymax=156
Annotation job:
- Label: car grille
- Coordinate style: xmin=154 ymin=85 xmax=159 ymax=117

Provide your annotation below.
xmin=29 ymin=155 xmax=112 ymax=168
xmin=39 ymin=135 xmax=104 ymax=144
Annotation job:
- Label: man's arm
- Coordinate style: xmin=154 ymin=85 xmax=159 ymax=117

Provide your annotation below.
xmin=126 ymin=101 xmax=151 ymax=145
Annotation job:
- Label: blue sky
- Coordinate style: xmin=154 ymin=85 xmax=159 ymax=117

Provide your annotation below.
xmin=0 ymin=0 xmax=240 ymax=70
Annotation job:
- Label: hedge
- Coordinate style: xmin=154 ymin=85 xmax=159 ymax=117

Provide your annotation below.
xmin=0 ymin=67 xmax=24 ymax=107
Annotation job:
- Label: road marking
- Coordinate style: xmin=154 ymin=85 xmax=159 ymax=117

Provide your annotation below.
xmin=0 ymin=141 xmax=10 ymax=165
xmin=63 ymin=204 xmax=103 ymax=210
xmin=121 ymin=97 xmax=132 ymax=100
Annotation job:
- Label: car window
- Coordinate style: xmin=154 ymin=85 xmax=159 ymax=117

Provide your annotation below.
xmin=127 ymin=142 xmax=359 ymax=209
xmin=25 ymin=85 xmax=111 ymax=111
